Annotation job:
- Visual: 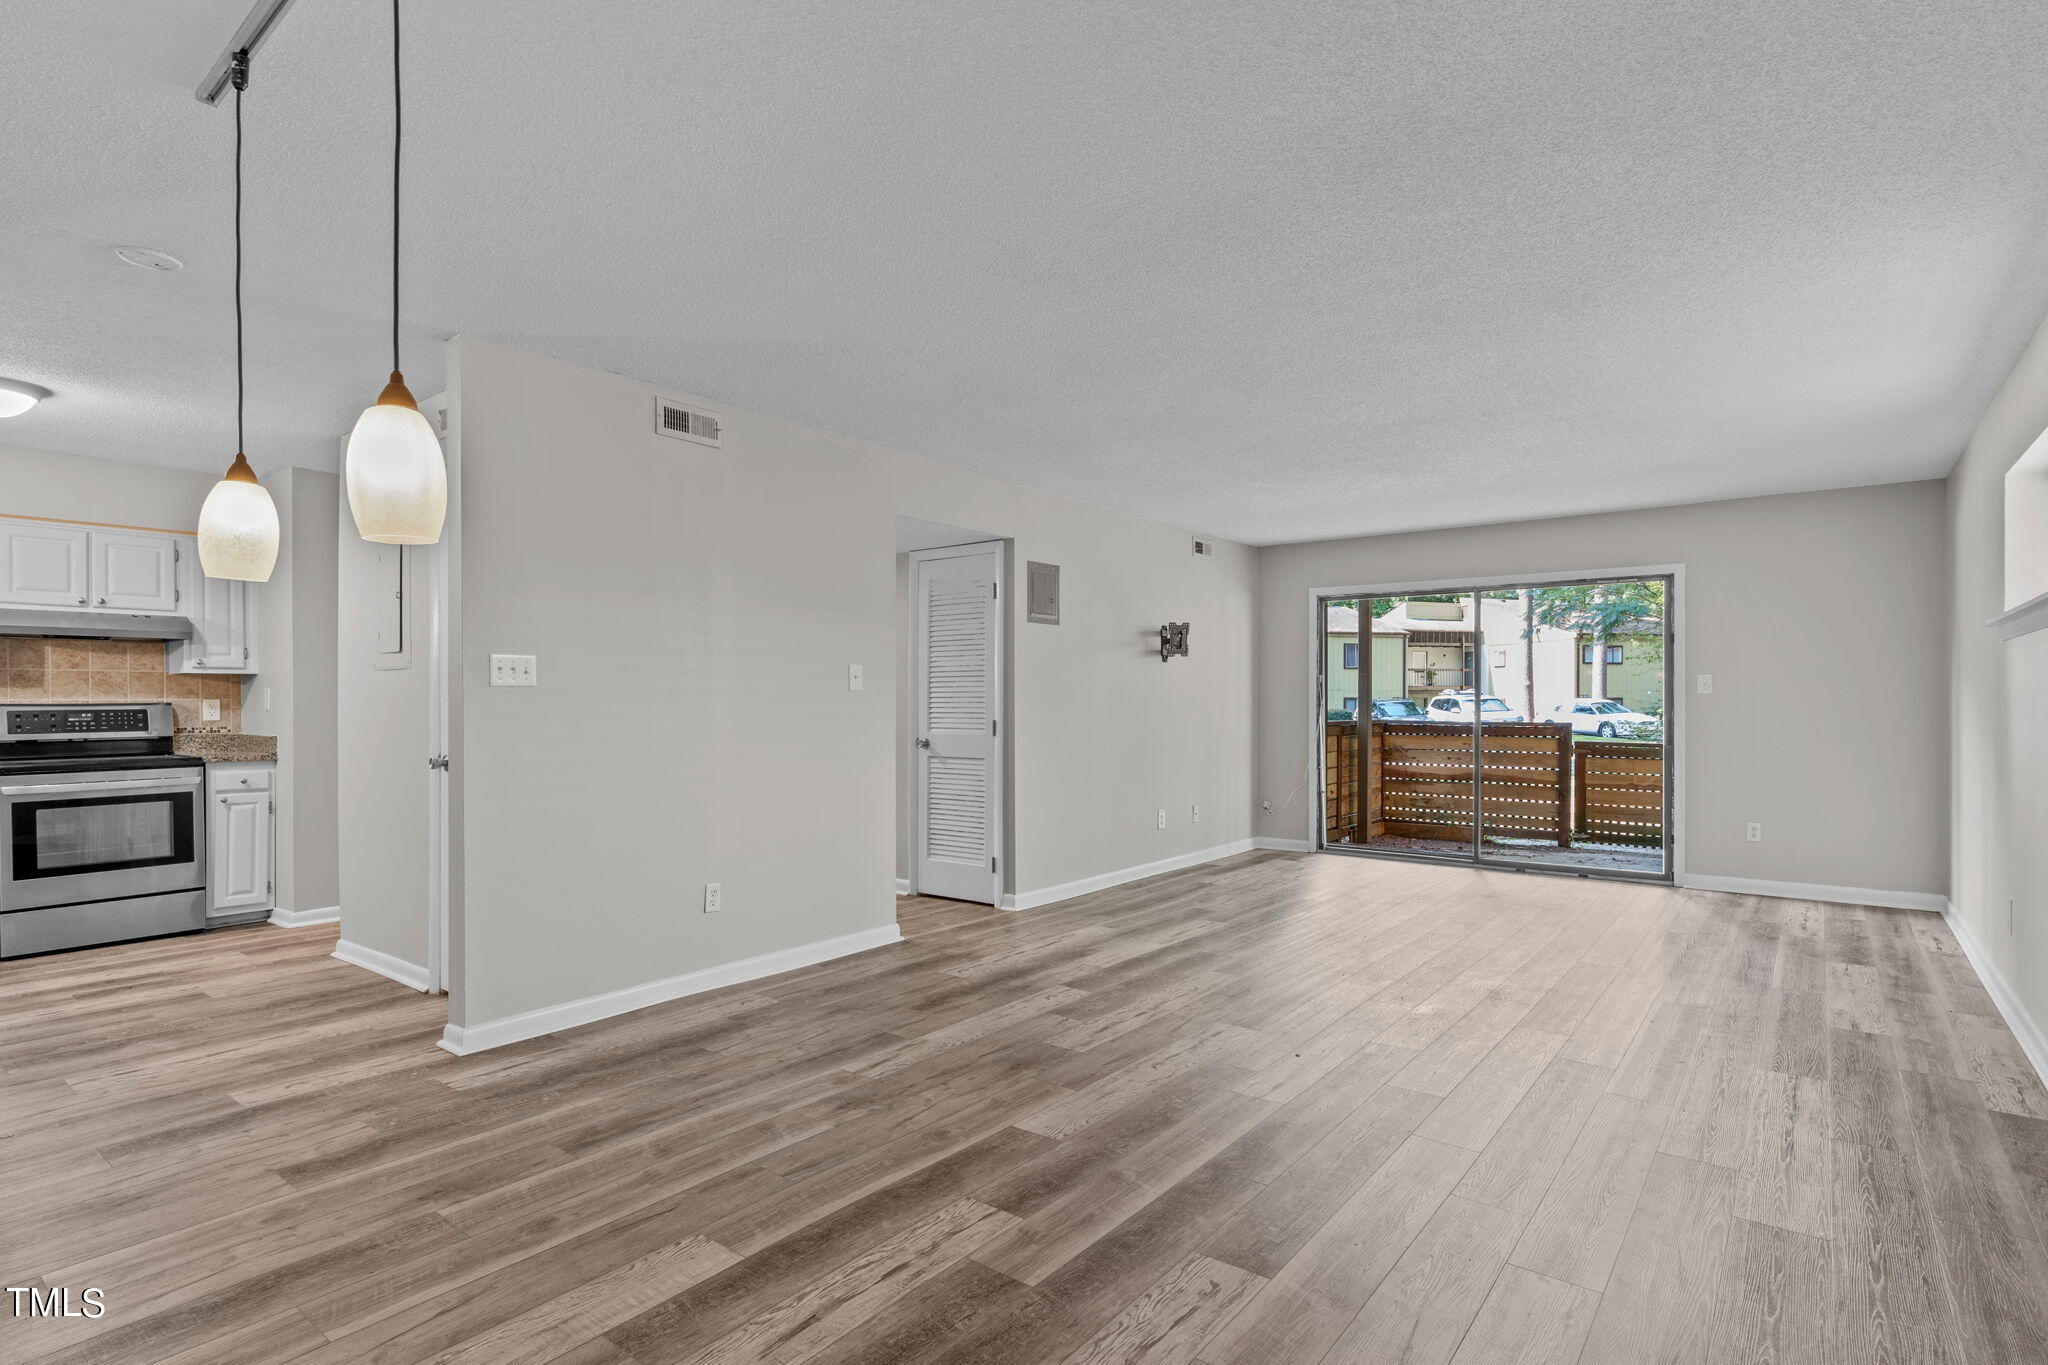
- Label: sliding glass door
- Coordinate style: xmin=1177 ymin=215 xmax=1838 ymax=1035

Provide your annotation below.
xmin=1319 ymin=574 xmax=1671 ymax=881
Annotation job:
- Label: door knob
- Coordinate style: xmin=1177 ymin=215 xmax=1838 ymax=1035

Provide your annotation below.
xmin=96 ymin=597 xmax=106 ymax=606
xmin=915 ymin=738 xmax=931 ymax=749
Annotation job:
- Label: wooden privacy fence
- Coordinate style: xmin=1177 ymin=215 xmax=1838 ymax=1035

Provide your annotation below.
xmin=1324 ymin=721 xmax=1664 ymax=849
xmin=1572 ymin=741 xmax=1664 ymax=845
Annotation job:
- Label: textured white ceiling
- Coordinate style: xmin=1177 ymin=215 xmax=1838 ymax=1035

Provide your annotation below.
xmin=5 ymin=1 xmax=2048 ymax=544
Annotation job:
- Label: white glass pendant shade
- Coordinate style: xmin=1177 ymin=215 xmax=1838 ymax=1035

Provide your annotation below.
xmin=345 ymin=370 xmax=445 ymax=544
xmin=197 ymin=453 xmax=280 ymax=581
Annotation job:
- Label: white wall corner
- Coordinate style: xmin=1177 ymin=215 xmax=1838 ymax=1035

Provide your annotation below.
xmin=270 ymin=904 xmax=341 ymax=928
xmin=1943 ymin=900 xmax=2048 ymax=1090
xmin=1675 ymin=873 xmax=1947 ymax=913
xmin=332 ymin=938 xmax=431 ymax=993
xmin=1002 ymin=839 xmax=1258 ymax=913
xmin=437 ymin=922 xmax=904 ymax=1055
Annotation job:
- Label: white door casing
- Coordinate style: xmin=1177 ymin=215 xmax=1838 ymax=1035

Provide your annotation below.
xmin=912 ymin=542 xmax=1002 ymax=904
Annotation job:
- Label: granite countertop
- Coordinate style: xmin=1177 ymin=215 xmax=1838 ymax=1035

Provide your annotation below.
xmin=173 ymin=732 xmax=278 ymax=763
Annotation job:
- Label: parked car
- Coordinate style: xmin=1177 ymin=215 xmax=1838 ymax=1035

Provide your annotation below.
xmin=1424 ymin=691 xmax=1527 ymax=723
xmin=1549 ymin=698 xmax=1659 ymax=738
xmin=1328 ymin=697 xmax=1429 ymax=723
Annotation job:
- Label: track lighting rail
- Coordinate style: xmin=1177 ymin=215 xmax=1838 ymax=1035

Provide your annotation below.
xmin=194 ymin=0 xmax=296 ymax=106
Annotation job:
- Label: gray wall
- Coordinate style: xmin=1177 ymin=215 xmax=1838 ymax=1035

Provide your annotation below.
xmin=883 ymin=453 xmax=1258 ymax=896
xmin=448 ymin=337 xmax=1257 ymax=1030
xmin=1255 ymin=483 xmax=1950 ymax=898
xmin=253 ymin=468 xmax=340 ymax=914
xmin=334 ymin=482 xmax=432 ymax=974
xmin=1949 ymin=311 xmax=2048 ymax=1046
xmin=0 ymin=442 xmax=215 ymax=528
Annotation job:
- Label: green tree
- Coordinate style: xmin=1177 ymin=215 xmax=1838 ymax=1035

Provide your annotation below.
xmin=1529 ymin=580 xmax=1665 ymax=699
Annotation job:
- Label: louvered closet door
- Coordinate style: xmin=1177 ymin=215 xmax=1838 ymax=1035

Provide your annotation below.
xmin=915 ymin=543 xmax=1002 ymax=903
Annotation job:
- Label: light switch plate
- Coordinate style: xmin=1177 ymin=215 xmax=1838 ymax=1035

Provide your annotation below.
xmin=490 ymin=654 xmax=538 ymax=687
xmin=848 ymin=663 xmax=863 ymax=692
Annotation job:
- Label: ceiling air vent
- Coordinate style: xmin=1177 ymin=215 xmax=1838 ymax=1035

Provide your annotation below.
xmin=655 ymin=397 xmax=722 ymax=448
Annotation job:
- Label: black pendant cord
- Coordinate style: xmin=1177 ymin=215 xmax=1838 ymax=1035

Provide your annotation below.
xmin=391 ymin=0 xmax=402 ymax=375
xmin=232 ymin=52 xmax=248 ymax=456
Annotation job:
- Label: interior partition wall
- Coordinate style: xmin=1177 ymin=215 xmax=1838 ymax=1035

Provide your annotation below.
xmin=1318 ymin=571 xmax=1675 ymax=883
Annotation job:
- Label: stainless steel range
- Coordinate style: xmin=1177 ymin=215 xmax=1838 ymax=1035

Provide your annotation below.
xmin=1 ymin=702 xmax=207 ymax=958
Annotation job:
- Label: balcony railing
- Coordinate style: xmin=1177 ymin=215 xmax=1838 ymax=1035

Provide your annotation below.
xmin=1325 ymin=720 xmax=1664 ymax=850
xmin=1404 ymin=669 xmax=1473 ymax=693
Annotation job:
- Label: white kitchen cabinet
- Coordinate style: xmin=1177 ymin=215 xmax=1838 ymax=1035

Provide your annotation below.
xmin=0 ymin=520 xmax=90 ymax=607
xmin=0 ymin=518 xmax=187 ymax=614
xmin=89 ymin=530 xmax=179 ymax=611
xmin=208 ymin=764 xmax=274 ymax=916
xmin=0 ymin=520 xmax=258 ymax=666
xmin=166 ymin=536 xmax=259 ymax=674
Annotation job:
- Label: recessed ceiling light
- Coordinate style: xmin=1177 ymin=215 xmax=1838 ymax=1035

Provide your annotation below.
xmin=114 ymin=246 xmax=183 ymax=272
xmin=0 ymin=378 xmax=51 ymax=417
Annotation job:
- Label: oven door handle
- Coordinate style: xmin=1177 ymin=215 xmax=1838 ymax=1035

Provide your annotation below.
xmin=0 ymin=775 xmax=204 ymax=796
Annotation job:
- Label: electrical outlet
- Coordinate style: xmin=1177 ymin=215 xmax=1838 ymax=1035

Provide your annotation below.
xmin=848 ymin=663 xmax=863 ymax=692
xmin=1156 ymin=809 xmax=1167 ymax=830
xmin=490 ymin=654 xmax=538 ymax=687
xmin=1746 ymin=822 xmax=1762 ymax=842
xmin=1191 ymin=804 xmax=1201 ymax=824
xmin=202 ymin=699 xmax=221 ymax=722
xmin=703 ymin=882 xmax=722 ymax=914
xmin=1696 ymin=673 xmax=1714 ymax=694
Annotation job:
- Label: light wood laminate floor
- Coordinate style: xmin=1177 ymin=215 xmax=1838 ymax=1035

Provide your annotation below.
xmin=6 ymin=852 xmax=2048 ymax=1363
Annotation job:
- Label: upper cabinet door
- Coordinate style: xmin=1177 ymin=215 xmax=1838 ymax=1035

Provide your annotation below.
xmin=90 ymin=531 xmax=179 ymax=612
xmin=0 ymin=520 xmax=91 ymax=607
xmin=166 ymin=536 xmax=256 ymax=673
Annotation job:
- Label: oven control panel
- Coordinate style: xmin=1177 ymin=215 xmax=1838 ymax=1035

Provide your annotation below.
xmin=3 ymin=706 xmax=160 ymax=737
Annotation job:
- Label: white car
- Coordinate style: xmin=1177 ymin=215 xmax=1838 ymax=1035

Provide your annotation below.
xmin=1425 ymin=691 xmax=1528 ymax=723
xmin=1550 ymin=698 xmax=1658 ymax=738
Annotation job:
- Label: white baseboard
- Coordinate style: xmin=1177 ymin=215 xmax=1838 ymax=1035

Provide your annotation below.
xmin=270 ymin=904 xmax=340 ymax=928
xmin=1675 ymin=873 xmax=1945 ymax=913
xmin=1944 ymin=900 xmax=2048 ymax=1090
xmin=438 ymin=922 xmax=904 ymax=1055
xmin=332 ymin=938 xmax=431 ymax=993
xmin=1254 ymin=837 xmax=1314 ymax=853
xmin=895 ymin=879 xmax=912 ymax=896
xmin=997 ymin=838 xmax=1258 ymax=912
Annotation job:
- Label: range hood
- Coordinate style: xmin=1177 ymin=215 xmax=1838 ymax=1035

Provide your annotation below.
xmin=0 ymin=608 xmax=194 ymax=641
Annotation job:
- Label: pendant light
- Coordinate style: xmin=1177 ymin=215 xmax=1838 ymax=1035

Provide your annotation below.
xmin=197 ymin=50 xmax=281 ymax=583
xmin=344 ymin=0 xmax=445 ymax=544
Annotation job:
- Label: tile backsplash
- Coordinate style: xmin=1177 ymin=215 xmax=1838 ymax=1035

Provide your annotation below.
xmin=1 ymin=637 xmax=241 ymax=732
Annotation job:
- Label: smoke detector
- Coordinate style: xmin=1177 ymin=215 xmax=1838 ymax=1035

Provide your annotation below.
xmin=654 ymin=397 xmax=722 ymax=448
